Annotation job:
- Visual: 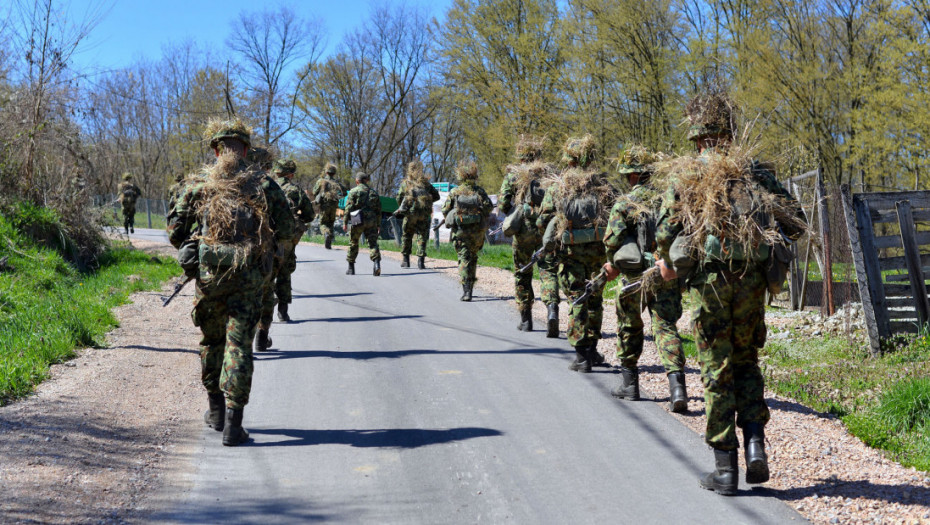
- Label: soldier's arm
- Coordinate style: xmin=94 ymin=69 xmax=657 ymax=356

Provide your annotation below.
xmin=395 ymin=181 xmax=406 ymax=203
xmin=498 ymin=173 xmax=515 ymax=214
xmin=371 ymin=189 xmax=383 ymax=215
xmin=311 ymin=179 xmax=322 ymax=197
xmin=479 ymin=188 xmax=493 ymax=216
xmin=535 ymin=187 xmax=556 ymax=231
xmin=441 ymin=190 xmax=455 ymax=215
xmin=603 ymin=200 xmax=629 ymax=252
xmin=344 ymin=188 xmax=358 ymax=213
xmin=266 ymin=180 xmax=296 ymax=243
xmin=167 ymin=185 xmax=196 ymax=249
xmin=429 ymin=184 xmax=440 ymax=202
xmin=654 ymin=187 xmax=684 ymax=264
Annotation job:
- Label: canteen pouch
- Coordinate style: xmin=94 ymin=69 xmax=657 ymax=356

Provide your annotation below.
xmin=614 ymin=233 xmax=644 ymax=271
xmin=502 ymin=204 xmax=526 ymax=237
xmin=669 ymin=235 xmax=696 ymax=280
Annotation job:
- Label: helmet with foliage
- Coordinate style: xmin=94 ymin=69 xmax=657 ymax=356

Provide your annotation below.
xmin=561 ymin=134 xmax=597 ymax=168
xmin=355 ymin=171 xmax=370 ymax=182
xmin=205 ymin=117 xmax=252 ymax=149
xmin=685 ymin=90 xmax=736 ymax=142
xmin=455 ymin=161 xmax=478 ymax=182
xmin=515 ymin=134 xmax=545 ymax=163
xmin=122 ymin=172 xmax=133 ymax=181
xmin=616 ymin=144 xmax=655 ymax=175
xmin=274 ymin=159 xmax=297 ymax=174
xmin=323 ymin=162 xmax=337 ymax=176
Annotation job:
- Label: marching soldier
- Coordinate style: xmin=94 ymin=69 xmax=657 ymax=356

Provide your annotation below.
xmin=118 ymin=173 xmax=142 ymax=234
xmin=312 ymin=162 xmax=346 ymax=249
xmin=344 ymin=171 xmax=383 ymax=276
xmin=441 ymin=161 xmax=493 ymax=301
xmin=272 ymin=159 xmax=315 ymax=322
xmin=394 ymin=159 xmax=440 ymax=269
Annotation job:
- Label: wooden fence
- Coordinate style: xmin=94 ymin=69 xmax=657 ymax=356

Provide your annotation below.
xmin=840 ymin=186 xmax=930 ymax=356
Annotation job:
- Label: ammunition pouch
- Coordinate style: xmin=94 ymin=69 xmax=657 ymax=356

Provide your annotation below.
xmin=178 ymin=240 xmax=200 ymax=278
xmin=669 ymin=235 xmax=696 ymax=280
xmin=613 ymin=233 xmax=644 ymax=271
xmin=502 ymin=204 xmax=527 ymax=237
xmin=703 ymin=235 xmax=770 ymax=264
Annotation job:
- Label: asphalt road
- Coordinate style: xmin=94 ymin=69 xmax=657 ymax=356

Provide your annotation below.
xmin=136 ymin=230 xmax=802 ymax=524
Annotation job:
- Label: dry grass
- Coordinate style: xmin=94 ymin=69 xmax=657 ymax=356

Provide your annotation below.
xmin=515 ymin=134 xmax=546 ymax=162
xmin=505 ymin=161 xmax=556 ymax=205
xmin=547 ymin=168 xmax=617 ymax=238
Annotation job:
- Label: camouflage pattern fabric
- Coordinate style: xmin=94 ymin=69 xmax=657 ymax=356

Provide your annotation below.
xmin=397 ymin=179 xmax=440 ymax=257
xmin=119 ymin=182 xmax=142 ymax=230
xmin=537 ymin=252 xmax=560 ymax=306
xmin=511 ymin=231 xmax=541 ymax=308
xmin=344 ymin=182 xmax=382 ymax=263
xmin=441 ymin=181 xmax=493 ymax=283
xmin=313 ymin=175 xmax=346 ymax=238
xmin=557 ymin=243 xmax=606 ymax=347
xmin=614 ymin=275 xmax=684 ymax=372
xmin=318 ymin=205 xmax=338 ymax=238
xmin=272 ymin=175 xmax=314 ymax=307
xmin=278 ymin=176 xmax=316 ymax=237
xmin=258 ymin=253 xmax=282 ymax=331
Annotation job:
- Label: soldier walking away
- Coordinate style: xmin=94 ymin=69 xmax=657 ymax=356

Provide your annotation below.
xmin=312 ymin=162 xmax=346 ymax=249
xmin=118 ymin=173 xmax=142 ymax=234
xmin=498 ymin=135 xmax=560 ymax=334
xmin=272 ymin=159 xmax=315 ymax=322
xmin=394 ymin=159 xmax=440 ymax=269
xmin=168 ymin=119 xmax=294 ymax=447
xmin=537 ymin=135 xmax=615 ymax=372
xmin=248 ymin=147 xmax=281 ymax=352
xmin=441 ymin=161 xmax=493 ymax=301
xmin=601 ymin=145 xmax=687 ymax=412
xmin=655 ymin=91 xmax=805 ymax=494
xmin=344 ymin=171 xmax=382 ymax=276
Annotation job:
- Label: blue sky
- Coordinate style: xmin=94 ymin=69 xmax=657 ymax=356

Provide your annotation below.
xmin=70 ymin=0 xmax=452 ymax=73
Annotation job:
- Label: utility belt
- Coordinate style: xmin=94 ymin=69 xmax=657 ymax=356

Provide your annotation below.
xmin=560 ymin=227 xmax=606 ymax=245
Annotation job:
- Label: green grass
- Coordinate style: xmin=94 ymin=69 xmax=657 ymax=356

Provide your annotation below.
xmin=0 ymin=205 xmax=179 ymax=404
xmin=762 ymin=332 xmax=930 ymax=471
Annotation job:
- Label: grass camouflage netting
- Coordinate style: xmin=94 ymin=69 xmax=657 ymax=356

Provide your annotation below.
xmin=685 ymin=90 xmax=737 ymax=139
xmin=548 ymin=167 xmax=617 ymax=238
xmin=561 ymin=134 xmax=597 ymax=166
xmin=203 ymin=117 xmax=253 ymax=147
xmin=506 ymin=161 xmax=556 ymax=205
xmin=455 ymin=161 xmax=478 ymax=181
xmin=515 ymin=134 xmax=546 ymax=162
xmin=402 ymin=160 xmax=434 ymax=209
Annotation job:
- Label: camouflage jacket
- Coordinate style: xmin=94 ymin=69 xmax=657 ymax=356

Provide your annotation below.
xmin=441 ymin=182 xmax=493 ymax=227
xmin=276 ymin=176 xmax=315 ymax=226
xmin=604 ymin=183 xmax=660 ymax=253
xmin=345 ymin=182 xmax=382 ymax=227
xmin=312 ymin=175 xmax=346 ymax=206
xmin=118 ymin=182 xmax=142 ymax=205
xmin=396 ymin=179 xmax=440 ymax=215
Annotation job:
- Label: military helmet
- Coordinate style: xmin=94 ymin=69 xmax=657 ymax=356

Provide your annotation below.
xmin=205 ymin=118 xmax=252 ymax=149
xmin=122 ymin=172 xmax=133 ymax=181
xmin=515 ymin=134 xmax=545 ymax=163
xmin=355 ymin=171 xmax=370 ymax=182
xmin=616 ymin=144 xmax=655 ymax=175
xmin=561 ymin=134 xmax=597 ymax=167
xmin=174 ymin=173 xmax=184 ymax=183
xmin=455 ymin=161 xmax=478 ymax=182
xmin=685 ymin=91 xmax=735 ymax=142
xmin=247 ymin=147 xmax=273 ymax=169
xmin=324 ymin=162 xmax=337 ymax=175
xmin=406 ymin=159 xmax=424 ymax=177
xmin=274 ymin=159 xmax=297 ymax=174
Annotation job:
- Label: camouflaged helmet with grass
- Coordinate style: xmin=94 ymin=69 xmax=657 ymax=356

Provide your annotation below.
xmin=455 ymin=161 xmax=479 ymax=182
xmin=515 ymin=134 xmax=545 ymax=163
xmin=561 ymin=134 xmax=597 ymax=167
xmin=274 ymin=159 xmax=297 ymax=174
xmin=616 ymin=144 xmax=655 ymax=175
xmin=122 ymin=172 xmax=133 ymax=181
xmin=205 ymin=118 xmax=252 ymax=149
xmin=685 ymin=91 xmax=735 ymax=142
xmin=323 ymin=162 xmax=337 ymax=176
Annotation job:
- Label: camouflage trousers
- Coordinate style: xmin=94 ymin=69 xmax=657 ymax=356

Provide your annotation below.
xmin=258 ymin=255 xmax=280 ymax=331
xmin=258 ymin=244 xmax=298 ymax=330
xmin=557 ymin=243 xmax=606 ymax=347
xmin=192 ymin=266 xmax=263 ymax=410
xmin=615 ymin=273 xmax=684 ymax=373
xmin=347 ymin=224 xmax=381 ymax=263
xmin=453 ymin=226 xmax=486 ymax=283
xmin=275 ymin=242 xmax=298 ymax=305
xmin=538 ymin=251 xmax=560 ymax=306
xmin=692 ymin=266 xmax=770 ymax=451
xmin=512 ymin=231 xmax=542 ymax=309
xmin=319 ymin=205 xmax=338 ymax=238
xmin=401 ymin=213 xmax=431 ymax=257
xmin=122 ymin=203 xmax=136 ymax=230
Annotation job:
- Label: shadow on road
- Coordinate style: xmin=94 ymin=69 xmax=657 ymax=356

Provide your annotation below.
xmin=291 ymin=292 xmax=373 ymax=300
xmin=255 ymin=346 xmax=567 ymax=361
xmin=148 ymin=497 xmax=338 ymax=524
xmin=247 ymin=426 xmax=504 ymax=448
xmin=123 ymin=344 xmax=197 ymax=355
xmin=752 ymin=478 xmax=930 ymax=507
xmin=287 ymin=314 xmax=423 ymax=324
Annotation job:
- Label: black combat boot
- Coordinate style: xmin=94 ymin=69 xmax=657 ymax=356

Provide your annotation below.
xmin=256 ymin=328 xmax=271 ymax=352
xmin=700 ymin=448 xmax=738 ymax=495
xmin=203 ymin=393 xmax=225 ymax=431
xmin=401 ymin=254 xmax=410 ymax=268
xmin=373 ymin=259 xmax=381 ymax=276
xmin=589 ymin=344 xmax=606 ymax=367
xmin=324 ymin=234 xmax=333 ymax=249
xmin=417 ymin=256 xmax=425 ymax=270
xmin=461 ymin=280 xmax=473 ymax=302
xmin=668 ymin=371 xmax=688 ymax=413
xmin=743 ymin=422 xmax=770 ymax=484
xmin=612 ymin=366 xmax=640 ymax=400
xmin=346 ymin=262 xmax=355 ymax=275
xmin=130 ymin=226 xmax=134 ymax=233
xmin=277 ymin=303 xmax=290 ymax=323
xmin=222 ymin=408 xmax=250 ymax=447
xmin=546 ymin=303 xmax=559 ymax=338
xmin=568 ymin=345 xmax=592 ymax=373
xmin=517 ymin=307 xmax=533 ymax=332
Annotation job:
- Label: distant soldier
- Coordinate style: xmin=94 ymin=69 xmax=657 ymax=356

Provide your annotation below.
xmin=537 ymin=135 xmax=614 ymax=372
xmin=272 ymin=159 xmax=315 ymax=321
xmin=655 ymin=91 xmax=805 ymax=493
xmin=602 ymin=145 xmax=687 ymax=412
xmin=344 ymin=171 xmax=382 ymax=276
xmin=441 ymin=161 xmax=493 ymax=301
xmin=168 ymin=119 xmax=294 ymax=446
xmin=118 ymin=173 xmax=142 ymax=234
xmin=248 ymin=147 xmax=281 ymax=352
xmin=394 ymin=159 xmax=440 ymax=269
xmin=312 ymin=162 xmax=346 ymax=249
xmin=498 ymin=135 xmax=560 ymax=335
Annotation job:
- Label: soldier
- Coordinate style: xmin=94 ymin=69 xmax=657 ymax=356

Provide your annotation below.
xmin=537 ymin=135 xmax=614 ymax=372
xmin=344 ymin=171 xmax=382 ymax=276
xmin=248 ymin=147 xmax=280 ymax=353
xmin=655 ymin=92 xmax=804 ymax=493
xmin=168 ymin=119 xmax=294 ymax=447
xmin=118 ymin=173 xmax=142 ymax=234
xmin=394 ymin=159 xmax=440 ymax=269
xmin=498 ymin=135 xmax=561 ymax=335
xmin=312 ymin=162 xmax=346 ymax=249
xmin=601 ymin=145 xmax=687 ymax=412
xmin=167 ymin=173 xmax=185 ymax=213
xmin=442 ymin=161 xmax=493 ymax=301
xmin=272 ymin=159 xmax=315 ymax=321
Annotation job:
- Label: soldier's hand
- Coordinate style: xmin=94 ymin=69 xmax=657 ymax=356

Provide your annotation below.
xmin=603 ymin=262 xmax=620 ymax=282
xmin=656 ymin=259 xmax=677 ymax=281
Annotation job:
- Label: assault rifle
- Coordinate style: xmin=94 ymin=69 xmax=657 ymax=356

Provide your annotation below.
xmin=162 ymin=276 xmax=194 ymax=307
xmin=488 ymin=225 xmax=503 ymax=237
xmin=517 ymin=246 xmax=547 ymax=273
xmin=572 ymin=268 xmax=610 ymax=306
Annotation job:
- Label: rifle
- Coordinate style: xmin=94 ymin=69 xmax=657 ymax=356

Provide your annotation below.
xmin=586 ymin=266 xmax=660 ymax=306
xmin=517 ymin=246 xmax=547 ymax=274
xmin=162 ymin=276 xmax=194 ymax=307
xmin=572 ymin=268 xmax=610 ymax=306
xmin=433 ymin=218 xmax=445 ymax=231
xmin=488 ymin=225 xmax=503 ymax=237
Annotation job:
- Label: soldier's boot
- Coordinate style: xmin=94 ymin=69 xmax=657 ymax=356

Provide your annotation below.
xmin=130 ymin=225 xmax=134 ymax=233
xmin=124 ymin=226 xmax=130 ymax=235
xmin=568 ymin=344 xmax=592 ymax=373
xmin=401 ymin=254 xmax=410 ymax=268
xmin=668 ymin=371 xmax=688 ymax=413
xmin=461 ymin=280 xmax=473 ymax=302
xmin=417 ymin=256 xmax=425 ymax=270
xmin=612 ymin=366 xmax=640 ymax=400
xmin=743 ymin=422 xmax=770 ymax=484
xmin=324 ymin=234 xmax=333 ymax=250
xmin=256 ymin=329 xmax=272 ymax=352
xmin=546 ymin=304 xmax=559 ymax=338
xmin=517 ymin=307 xmax=533 ymax=332
xmin=277 ymin=304 xmax=291 ymax=323
xmin=589 ymin=344 xmax=606 ymax=367
xmin=373 ymin=259 xmax=381 ymax=277
xmin=346 ymin=262 xmax=355 ymax=275
xmin=700 ymin=449 xmax=738 ymax=496
xmin=203 ymin=393 xmax=225 ymax=431
xmin=222 ymin=408 xmax=250 ymax=447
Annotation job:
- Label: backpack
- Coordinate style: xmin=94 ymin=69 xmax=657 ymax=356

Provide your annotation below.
xmin=455 ymin=192 xmax=483 ymax=226
xmin=560 ymin=194 xmax=605 ymax=245
xmin=410 ymin=185 xmax=433 ymax=214
xmin=704 ymin=177 xmax=772 ymax=263
xmin=198 ymin=194 xmax=264 ymax=271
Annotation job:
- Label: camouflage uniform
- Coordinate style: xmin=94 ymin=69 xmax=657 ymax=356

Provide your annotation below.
xmin=441 ymin=176 xmax=493 ymax=299
xmin=272 ymin=161 xmax=315 ymax=320
xmin=312 ymin=165 xmax=346 ymax=247
xmin=396 ymin=177 xmax=440 ymax=259
xmin=344 ymin=176 xmax=382 ymax=272
xmin=118 ymin=176 xmax=142 ymax=233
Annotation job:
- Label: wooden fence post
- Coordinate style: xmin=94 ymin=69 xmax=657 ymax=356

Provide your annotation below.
xmin=816 ymin=169 xmax=834 ymax=315
xmin=841 ymin=185 xmax=884 ymax=357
